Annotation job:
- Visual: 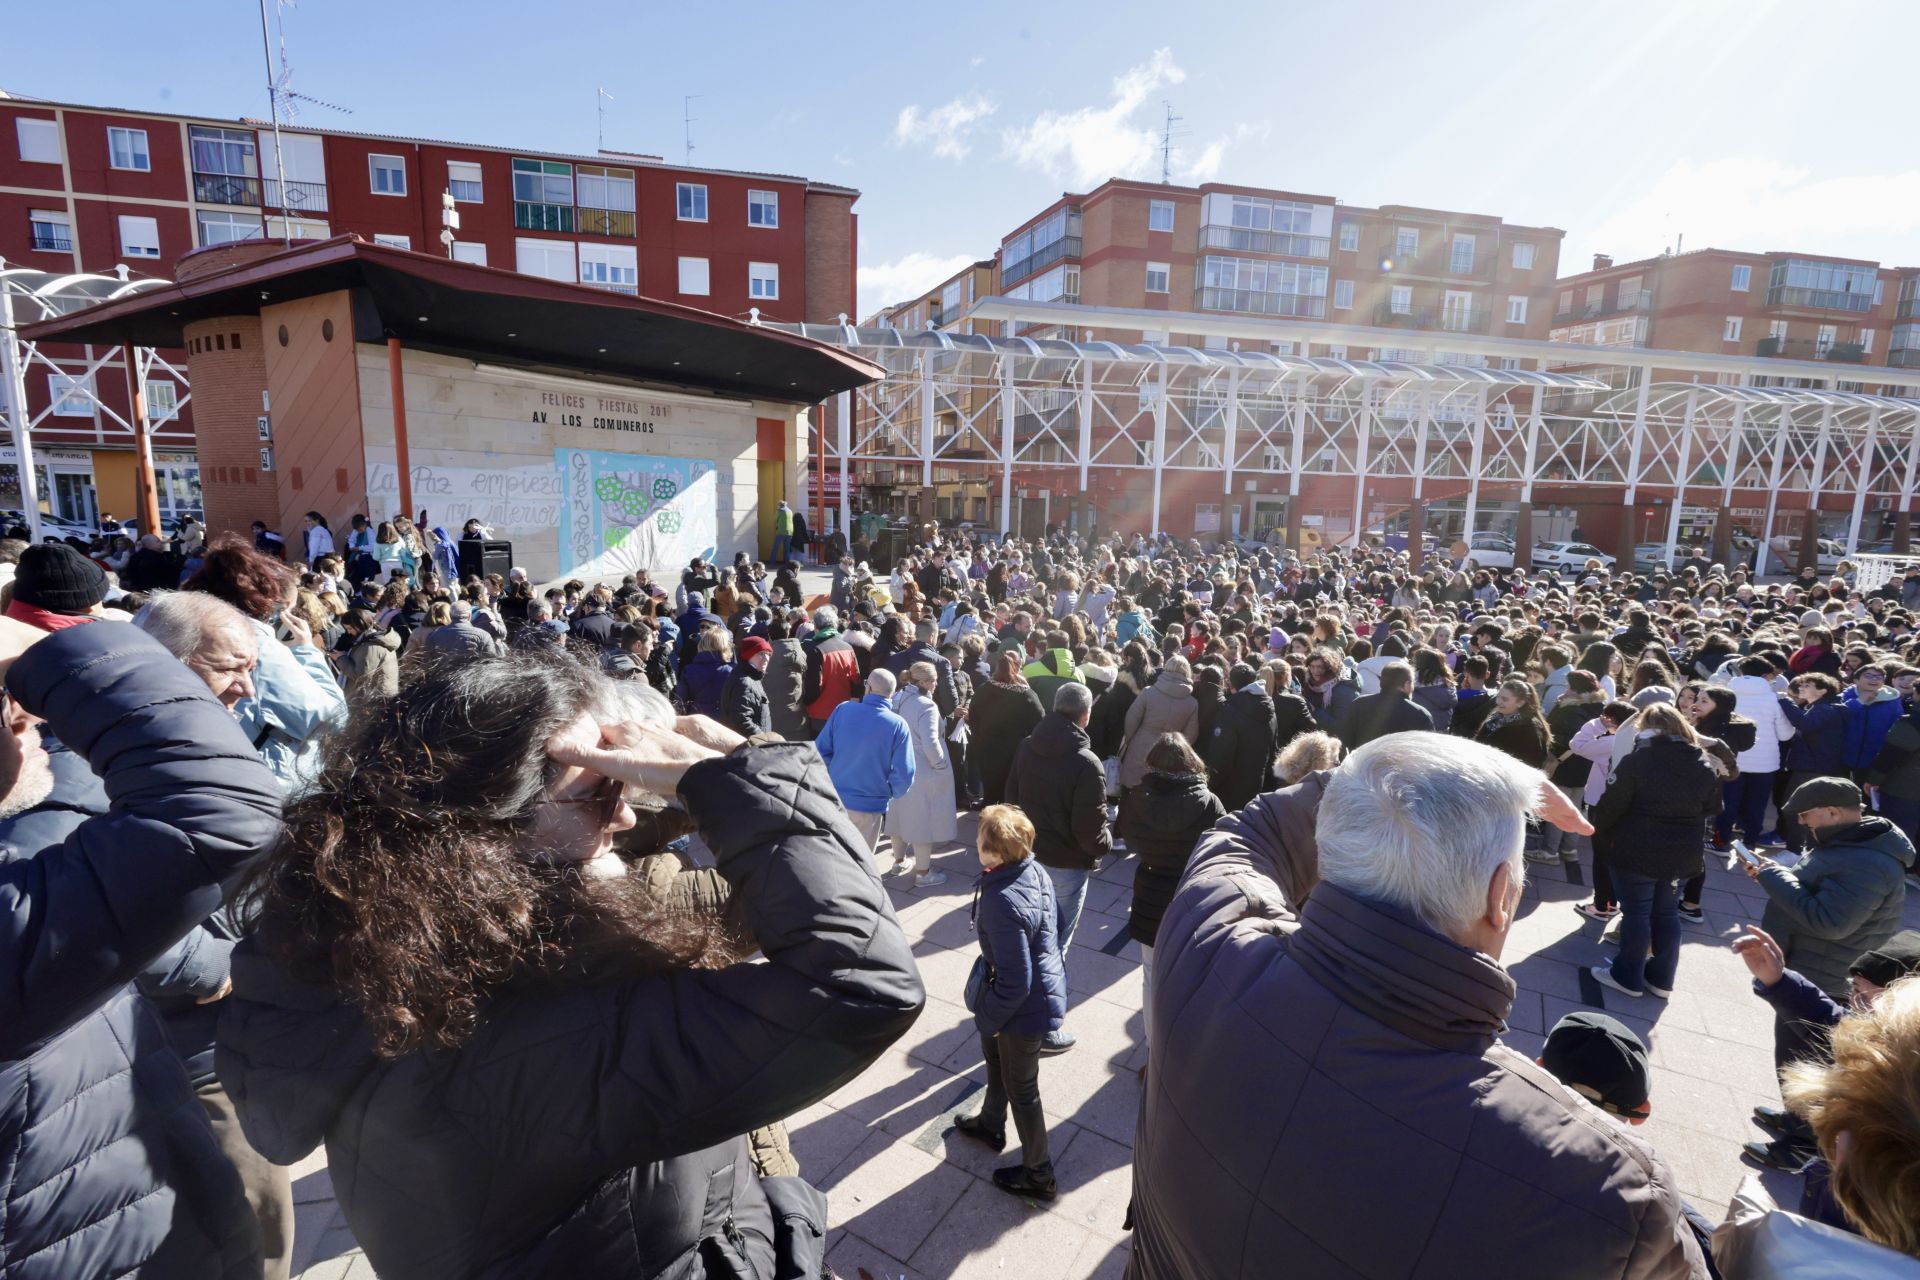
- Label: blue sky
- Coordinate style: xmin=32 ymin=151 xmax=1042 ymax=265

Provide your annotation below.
xmin=8 ymin=0 xmax=1917 ymax=316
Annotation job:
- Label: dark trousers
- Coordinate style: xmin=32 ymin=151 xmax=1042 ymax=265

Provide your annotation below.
xmin=1590 ymin=829 xmax=1617 ymax=911
xmin=1609 ymin=870 xmax=1681 ymax=994
xmin=978 ymin=1030 xmax=1050 ymax=1169
xmin=1717 ymin=770 xmax=1774 ymax=845
xmin=198 ymin=1077 xmax=294 ymax=1280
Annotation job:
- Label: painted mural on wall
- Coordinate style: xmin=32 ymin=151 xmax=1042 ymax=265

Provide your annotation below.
xmin=556 ymin=448 xmax=718 ymax=577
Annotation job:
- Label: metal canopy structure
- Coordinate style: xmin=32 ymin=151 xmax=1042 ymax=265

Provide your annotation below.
xmin=0 ymin=261 xmax=183 ymax=542
xmin=766 ymin=316 xmax=1920 ymax=559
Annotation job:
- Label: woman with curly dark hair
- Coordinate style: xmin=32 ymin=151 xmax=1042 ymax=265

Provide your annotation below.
xmin=217 ymin=649 xmax=924 ymax=1279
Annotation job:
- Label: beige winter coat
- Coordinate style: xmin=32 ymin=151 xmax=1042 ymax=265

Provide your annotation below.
xmin=1119 ymin=671 xmax=1201 ymax=788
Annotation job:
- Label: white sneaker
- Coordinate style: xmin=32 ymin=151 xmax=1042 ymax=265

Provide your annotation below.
xmin=1644 ymin=982 xmax=1672 ymax=1000
xmin=913 ymin=868 xmax=948 ymax=888
xmin=888 ymin=858 xmax=911 ymax=876
xmin=1589 ymin=965 xmax=1643 ymax=999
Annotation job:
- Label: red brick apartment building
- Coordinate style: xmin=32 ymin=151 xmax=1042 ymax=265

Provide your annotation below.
xmin=0 ymin=91 xmax=857 ymax=528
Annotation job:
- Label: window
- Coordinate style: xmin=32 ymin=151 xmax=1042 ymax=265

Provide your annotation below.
xmin=1449 ymin=233 xmax=1476 ymax=273
xmin=372 ymin=233 xmax=411 ymax=250
xmin=580 ymin=243 xmax=639 ymax=293
xmin=265 ymin=215 xmax=329 ymax=240
xmin=1506 ymin=295 xmax=1528 ymax=324
xmin=676 ymin=183 xmax=707 ymax=221
xmin=368 ymin=153 xmax=406 ymax=196
xmin=1731 ymin=264 xmax=1751 ymax=292
xmin=1557 ymin=288 xmax=1574 ymax=314
xmin=195 ymin=209 xmax=262 ymax=246
xmin=1861 ymin=327 xmax=1875 ymax=354
xmin=1338 ymin=221 xmax=1359 ymax=252
xmin=107 ymin=127 xmax=150 ymax=171
xmin=144 ymin=380 xmax=179 ymax=422
xmin=117 ymin=214 xmax=160 ymax=258
xmin=1394 ymin=227 xmax=1419 ymax=259
xmin=1145 ymin=262 xmax=1170 ymax=293
xmin=447 ymin=160 xmax=483 ymax=202
xmin=1768 ymin=259 xmax=1877 ymax=310
xmin=748 ymin=261 xmax=779 ymax=299
xmin=28 ymin=209 xmax=71 ymax=253
xmin=1723 ymin=316 xmax=1743 ymax=342
xmin=1769 ymin=319 xmax=1788 ymax=341
xmin=1390 ymin=285 xmax=1413 ymax=315
xmin=16 ymin=117 xmax=59 ymax=164
xmin=513 ymin=158 xmax=573 ymax=206
xmin=747 ymin=189 xmax=779 ymax=227
xmin=678 ymin=256 xmax=710 ymax=295
xmin=1874 ymin=278 xmax=1885 ymax=305
xmin=941 ymin=277 xmax=966 ymax=318
xmin=514 ymin=237 xmax=575 ymax=282
xmin=1148 ymin=200 xmax=1175 ymax=232
xmin=1511 ymin=242 xmax=1535 ymax=270
xmin=1816 ymin=323 xmax=1838 ymax=355
xmin=450 ymin=241 xmax=488 ymax=266
xmin=1333 ymin=279 xmax=1354 ymax=310
xmin=48 ymin=373 xmax=95 ymax=418
xmin=576 ymin=166 xmax=636 ymax=212
xmin=1327 ymin=344 xmax=1348 ymax=359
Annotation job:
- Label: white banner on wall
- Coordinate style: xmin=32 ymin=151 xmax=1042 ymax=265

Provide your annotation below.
xmin=365 ymin=462 xmax=567 ymax=533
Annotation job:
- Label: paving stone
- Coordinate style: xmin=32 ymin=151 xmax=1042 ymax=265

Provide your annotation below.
xmin=790 ymin=1100 xmax=875 ymax=1182
xmin=1048 ymin=1127 xmax=1136 ymax=1241
xmin=822 ymin=1130 xmax=975 ymax=1262
xmin=827 ymin=1228 xmax=930 ymax=1280
xmin=908 ymin=1178 xmax=1095 ymax=1280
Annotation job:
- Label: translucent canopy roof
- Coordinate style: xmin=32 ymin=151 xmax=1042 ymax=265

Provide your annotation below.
xmin=0 ymin=264 xmax=172 ymax=325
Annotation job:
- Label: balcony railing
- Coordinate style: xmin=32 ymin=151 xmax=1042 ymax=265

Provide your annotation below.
xmin=193 ymin=172 xmax=263 ymax=206
xmin=1197 ymin=288 xmax=1327 ymax=318
xmin=1756 ymin=336 xmax=1867 ymax=362
xmin=1372 ymin=303 xmax=1492 ymax=333
xmin=263 ymin=178 xmax=329 ymax=213
xmin=1001 ymin=236 xmax=1081 ymax=287
xmin=30 ymin=231 xmax=72 ymax=252
xmin=1196 ymin=225 xmax=1330 ymax=258
xmin=576 ymin=207 xmax=636 ymax=238
xmin=1552 ymin=289 xmax=1653 ymax=322
xmin=1889 ymin=347 xmax=1920 ymax=368
xmin=1765 ymin=285 xmax=1875 ymax=312
xmin=514 ymin=201 xmax=574 ymax=233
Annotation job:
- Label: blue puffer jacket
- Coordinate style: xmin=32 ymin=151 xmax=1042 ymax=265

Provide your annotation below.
xmin=972 ymin=857 xmax=1068 ymax=1037
xmin=677 ymin=650 xmax=735 ymax=719
xmin=1842 ymin=687 xmax=1906 ymax=770
xmin=1779 ymin=695 xmax=1851 ymax=774
xmin=0 ymin=624 xmax=283 ymax=1280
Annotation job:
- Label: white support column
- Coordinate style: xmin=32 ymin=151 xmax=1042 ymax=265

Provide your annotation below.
xmin=1845 ymin=407 xmax=1882 ymax=556
xmin=1351 ymin=386 xmax=1373 ymax=545
xmin=0 ymin=282 xmax=42 ymax=546
xmin=1807 ymin=404 xmax=1835 ymax=503
xmin=1521 ymin=389 xmax=1543 ymax=504
xmin=1720 ymin=403 xmax=1746 ymax=508
xmin=1288 ymin=380 xmax=1308 ymax=497
xmin=1462 ymin=391 xmax=1489 ymax=536
xmin=918 ymin=359 xmax=935 ymax=489
xmin=1662 ymin=388 xmax=1700 ymax=567
xmin=1076 ymin=358 xmax=1092 ymax=493
xmin=1221 ymin=369 xmax=1240 ymax=496
xmin=835 ymin=390 xmax=851 ymax=538
xmin=1621 ymin=370 xmax=1654 ymax=508
xmin=1901 ymin=411 xmax=1920 ymax=511
xmin=1149 ymin=368 xmax=1167 ymax=537
xmin=999 ymin=358 xmax=1016 ymax=537
xmin=1758 ymin=405 xmax=1795 ymax=572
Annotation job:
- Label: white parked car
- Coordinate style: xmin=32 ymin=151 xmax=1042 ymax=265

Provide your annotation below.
xmin=1532 ymin=540 xmax=1615 ymax=575
xmin=1455 ymin=532 xmax=1516 ymax=570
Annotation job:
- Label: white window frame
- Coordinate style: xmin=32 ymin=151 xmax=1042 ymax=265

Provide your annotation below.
xmin=748 ymin=261 xmax=779 ymax=299
xmin=1145 ymin=261 xmax=1170 ymax=294
xmin=1394 ymin=227 xmax=1419 ymax=258
xmin=1861 ymin=327 xmax=1875 ymax=355
xmin=1723 ymin=316 xmax=1743 ymax=342
xmin=1511 ymin=242 xmax=1534 ymax=270
xmin=1506 ymin=295 xmax=1528 ymax=324
xmin=107 ymin=126 xmax=150 ymax=172
xmin=1389 ymin=284 xmax=1413 ymax=315
xmin=576 ymin=166 xmax=635 ymax=213
xmin=450 ymin=240 xmax=488 ymax=266
xmin=1731 ymin=264 xmax=1752 ymax=292
xmin=514 ymin=236 xmax=576 ymax=283
xmin=117 ymin=214 xmax=161 ymax=258
xmin=28 ymin=209 xmax=72 ymax=253
xmin=1148 ymin=200 xmax=1176 ymax=233
xmin=1769 ymin=319 xmax=1788 ymax=341
xmin=1333 ymin=279 xmax=1354 ymax=310
xmin=144 ymin=380 xmax=180 ymax=423
xmin=195 ymin=209 xmax=263 ymax=247
xmin=676 ymin=183 xmax=708 ymax=222
xmin=747 ymin=189 xmax=779 ymax=228
xmin=265 ymin=214 xmax=329 ymax=240
xmin=580 ymin=242 xmax=640 ymax=293
xmin=48 ymin=373 xmax=96 ymax=418
xmin=678 ymin=255 xmax=710 ymax=295
xmin=1338 ymin=221 xmax=1359 ymax=252
xmin=447 ymin=160 xmax=484 ymax=203
xmin=368 ymin=153 xmax=407 ymax=197
xmin=16 ymin=118 xmax=59 ymax=164
xmin=372 ymin=233 xmax=412 ymax=250
xmin=1449 ymin=233 xmax=1476 ymax=274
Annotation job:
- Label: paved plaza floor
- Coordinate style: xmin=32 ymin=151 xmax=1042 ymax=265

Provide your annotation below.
xmin=285 ymin=811 xmax=1919 ymax=1279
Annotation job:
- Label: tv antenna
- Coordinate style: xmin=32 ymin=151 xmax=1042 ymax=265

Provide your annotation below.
xmin=1159 ymin=102 xmax=1186 ymax=184
xmin=684 ymin=95 xmax=702 ymax=165
xmin=261 ymin=2 xmax=353 ymax=124
xmin=597 ymin=87 xmax=615 ymax=152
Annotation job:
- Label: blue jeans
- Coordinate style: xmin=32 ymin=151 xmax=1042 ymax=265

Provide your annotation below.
xmin=1716 ymin=770 xmax=1774 ymax=844
xmin=1041 ymin=864 xmax=1092 ymax=955
xmin=1610 ymin=869 xmax=1681 ymax=994
xmin=771 ymin=533 xmax=791 ymax=565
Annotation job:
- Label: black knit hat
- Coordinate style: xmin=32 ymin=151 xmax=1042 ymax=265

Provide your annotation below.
xmin=1850 ymin=931 xmax=1920 ymax=990
xmin=13 ymin=543 xmax=109 ymax=615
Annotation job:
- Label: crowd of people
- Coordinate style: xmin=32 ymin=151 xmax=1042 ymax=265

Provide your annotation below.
xmin=7 ymin=504 xmax=1920 ymax=1279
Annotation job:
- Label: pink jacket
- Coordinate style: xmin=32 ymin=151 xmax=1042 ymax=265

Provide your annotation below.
xmin=1568 ymin=715 xmax=1619 ymax=807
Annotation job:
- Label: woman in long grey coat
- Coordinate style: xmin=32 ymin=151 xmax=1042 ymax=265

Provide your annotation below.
xmin=763 ymin=616 xmax=808 ymax=738
xmin=1119 ymin=656 xmax=1201 ymax=790
xmin=889 ymin=661 xmax=959 ymax=888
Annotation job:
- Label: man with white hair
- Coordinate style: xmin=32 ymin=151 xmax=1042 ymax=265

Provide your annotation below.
xmin=135 ymin=591 xmax=259 ymax=710
xmin=800 ymin=603 xmax=862 ymax=739
xmin=417 ymin=599 xmax=503 ymax=659
xmin=1129 ymin=734 xmax=1709 ymax=1279
xmin=815 ymin=667 xmax=915 ymax=855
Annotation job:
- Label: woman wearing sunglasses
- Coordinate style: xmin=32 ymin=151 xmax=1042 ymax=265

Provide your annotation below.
xmin=218 ymin=648 xmax=924 ymax=1280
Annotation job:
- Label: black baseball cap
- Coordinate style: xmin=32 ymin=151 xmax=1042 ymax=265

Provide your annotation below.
xmin=1541 ymin=1011 xmax=1652 ymax=1117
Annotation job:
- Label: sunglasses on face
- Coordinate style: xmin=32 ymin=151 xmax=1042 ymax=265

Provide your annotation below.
xmin=548 ymin=773 xmax=626 ymax=826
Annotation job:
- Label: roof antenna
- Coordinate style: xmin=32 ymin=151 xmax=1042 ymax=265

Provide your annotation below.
xmin=1159 ymin=102 xmax=1184 ymax=184
xmin=597 ymin=87 xmax=615 ymax=153
xmin=684 ymin=95 xmax=702 ymax=165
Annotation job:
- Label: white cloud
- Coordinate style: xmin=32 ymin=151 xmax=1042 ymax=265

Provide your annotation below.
xmin=1574 ymin=158 xmax=1920 ymax=266
xmin=998 ymin=49 xmax=1262 ymax=188
xmin=892 ymin=93 xmax=997 ymax=160
xmin=857 ymin=251 xmax=976 ymax=319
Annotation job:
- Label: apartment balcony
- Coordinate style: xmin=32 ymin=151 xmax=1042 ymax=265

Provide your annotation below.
xmin=1897 ymin=298 xmax=1920 ymax=321
xmin=1196 ymin=225 xmax=1330 ymax=258
xmin=575 ymin=207 xmax=636 ymax=238
xmin=514 ymin=201 xmax=574 ymax=233
xmin=1888 ymin=348 xmax=1920 ymax=368
xmin=30 ymin=231 xmax=72 ymax=253
xmin=1552 ymin=289 xmax=1653 ymax=322
xmin=1756 ymin=336 xmax=1866 ymax=362
xmin=1372 ymin=303 xmax=1492 ymax=333
xmin=1765 ymin=285 xmax=1875 ymax=312
xmin=1001 ymin=236 xmax=1081 ymax=287
xmin=193 ymin=172 xmax=263 ymax=207
xmin=263 ymin=178 xmax=329 ymax=213
xmin=1197 ymin=288 xmax=1327 ymax=318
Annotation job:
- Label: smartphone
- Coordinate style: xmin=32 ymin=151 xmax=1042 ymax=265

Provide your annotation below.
xmin=1729 ymin=840 xmax=1763 ymax=869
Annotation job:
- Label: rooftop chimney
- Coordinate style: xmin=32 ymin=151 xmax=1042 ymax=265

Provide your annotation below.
xmin=1593 ymin=253 xmax=1613 ymax=271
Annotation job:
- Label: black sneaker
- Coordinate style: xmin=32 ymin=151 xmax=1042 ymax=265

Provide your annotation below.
xmin=1677 ymin=903 xmax=1705 ymax=922
xmin=952 ymin=1112 xmax=1006 ymax=1151
xmin=1742 ymin=1137 xmax=1818 ymax=1173
xmin=992 ymin=1161 xmax=1058 ymax=1201
xmin=1039 ymin=1029 xmax=1076 ymax=1056
xmin=1752 ymin=1105 xmax=1808 ymax=1140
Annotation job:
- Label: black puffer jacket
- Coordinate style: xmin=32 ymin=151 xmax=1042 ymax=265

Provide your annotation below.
xmin=1120 ymin=770 xmax=1226 ymax=946
xmin=719 ymin=664 xmax=771 ymax=737
xmin=1 ymin=625 xmax=284 ymax=1280
xmin=1203 ymin=685 xmax=1278 ymax=811
xmin=217 ymin=743 xmax=925 ymax=1280
xmin=1005 ymin=712 xmax=1113 ymax=871
xmin=1591 ymin=734 xmax=1723 ymax=881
